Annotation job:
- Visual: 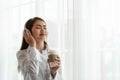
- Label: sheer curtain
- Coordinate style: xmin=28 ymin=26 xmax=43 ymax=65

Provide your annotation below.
xmin=0 ymin=0 xmax=70 ymax=80
xmin=73 ymin=0 xmax=120 ymax=80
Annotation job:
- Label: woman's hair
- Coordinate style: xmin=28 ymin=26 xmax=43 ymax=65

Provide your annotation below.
xmin=20 ymin=17 xmax=47 ymax=50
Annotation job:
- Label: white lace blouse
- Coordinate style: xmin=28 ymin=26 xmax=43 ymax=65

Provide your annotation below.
xmin=17 ymin=46 xmax=63 ymax=80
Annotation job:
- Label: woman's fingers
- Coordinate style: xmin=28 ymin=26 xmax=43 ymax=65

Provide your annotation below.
xmin=25 ymin=29 xmax=31 ymax=37
xmin=23 ymin=29 xmax=29 ymax=43
xmin=55 ymin=58 xmax=61 ymax=66
xmin=55 ymin=61 xmax=61 ymax=67
xmin=55 ymin=58 xmax=61 ymax=62
xmin=25 ymin=29 xmax=34 ymax=41
xmin=23 ymin=28 xmax=36 ymax=47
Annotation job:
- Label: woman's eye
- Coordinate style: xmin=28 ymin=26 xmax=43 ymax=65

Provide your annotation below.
xmin=36 ymin=27 xmax=41 ymax=29
xmin=44 ymin=27 xmax=47 ymax=30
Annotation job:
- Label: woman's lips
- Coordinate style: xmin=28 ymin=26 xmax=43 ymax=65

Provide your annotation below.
xmin=40 ymin=34 xmax=46 ymax=36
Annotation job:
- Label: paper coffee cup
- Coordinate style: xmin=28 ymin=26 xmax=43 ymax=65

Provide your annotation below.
xmin=48 ymin=50 xmax=60 ymax=68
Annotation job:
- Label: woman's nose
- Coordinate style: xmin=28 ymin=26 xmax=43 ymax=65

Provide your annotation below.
xmin=41 ymin=27 xmax=45 ymax=32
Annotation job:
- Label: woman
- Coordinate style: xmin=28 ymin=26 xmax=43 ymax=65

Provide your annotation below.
xmin=17 ymin=17 xmax=63 ymax=80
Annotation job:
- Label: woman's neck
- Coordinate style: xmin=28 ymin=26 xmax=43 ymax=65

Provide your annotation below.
xmin=36 ymin=41 xmax=44 ymax=53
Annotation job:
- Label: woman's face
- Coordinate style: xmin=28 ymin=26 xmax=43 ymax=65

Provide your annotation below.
xmin=31 ymin=20 xmax=48 ymax=42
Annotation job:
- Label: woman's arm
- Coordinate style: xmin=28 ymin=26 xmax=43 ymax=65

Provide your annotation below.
xmin=17 ymin=46 xmax=42 ymax=80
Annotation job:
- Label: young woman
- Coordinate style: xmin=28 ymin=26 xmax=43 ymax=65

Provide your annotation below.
xmin=17 ymin=17 xmax=63 ymax=80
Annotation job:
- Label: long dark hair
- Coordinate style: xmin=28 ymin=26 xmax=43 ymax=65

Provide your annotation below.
xmin=20 ymin=17 xmax=47 ymax=50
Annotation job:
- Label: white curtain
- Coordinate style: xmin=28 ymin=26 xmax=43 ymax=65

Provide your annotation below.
xmin=73 ymin=0 xmax=120 ymax=80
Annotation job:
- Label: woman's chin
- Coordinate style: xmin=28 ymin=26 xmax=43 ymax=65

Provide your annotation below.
xmin=37 ymin=36 xmax=46 ymax=41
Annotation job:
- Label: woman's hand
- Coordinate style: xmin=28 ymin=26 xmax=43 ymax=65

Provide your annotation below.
xmin=49 ymin=58 xmax=61 ymax=78
xmin=23 ymin=28 xmax=36 ymax=47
